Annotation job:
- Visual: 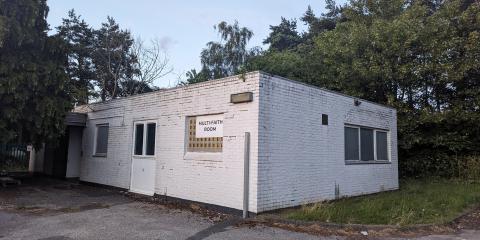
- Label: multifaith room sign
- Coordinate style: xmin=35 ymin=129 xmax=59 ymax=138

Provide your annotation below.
xmin=196 ymin=114 xmax=224 ymax=138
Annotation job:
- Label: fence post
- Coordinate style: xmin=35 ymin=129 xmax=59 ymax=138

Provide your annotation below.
xmin=28 ymin=145 xmax=35 ymax=173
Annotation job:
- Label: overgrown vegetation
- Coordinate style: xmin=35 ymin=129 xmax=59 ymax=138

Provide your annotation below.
xmin=284 ymin=179 xmax=480 ymax=225
xmin=0 ymin=1 xmax=171 ymax=146
xmin=0 ymin=0 xmax=72 ymax=146
xmin=190 ymin=0 xmax=480 ymax=179
xmin=56 ymin=10 xmax=170 ymax=103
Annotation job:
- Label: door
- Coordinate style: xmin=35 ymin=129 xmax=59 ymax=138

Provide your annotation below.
xmin=44 ymin=130 xmax=69 ymax=178
xmin=66 ymin=126 xmax=83 ymax=178
xmin=130 ymin=121 xmax=157 ymax=195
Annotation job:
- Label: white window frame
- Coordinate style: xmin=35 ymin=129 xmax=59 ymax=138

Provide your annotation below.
xmin=132 ymin=120 xmax=157 ymax=157
xmin=345 ymin=124 xmax=390 ymax=164
xmin=93 ymin=123 xmax=109 ymax=157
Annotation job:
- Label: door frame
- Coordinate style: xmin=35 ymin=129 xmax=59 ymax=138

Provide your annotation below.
xmin=129 ymin=119 xmax=157 ymax=195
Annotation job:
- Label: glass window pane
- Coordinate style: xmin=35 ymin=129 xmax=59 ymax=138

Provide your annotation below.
xmin=146 ymin=123 xmax=156 ymax=155
xmin=345 ymin=127 xmax=359 ymax=160
xmin=322 ymin=114 xmax=328 ymax=125
xmin=96 ymin=125 xmax=109 ymax=155
xmin=360 ymin=128 xmax=374 ymax=161
xmin=134 ymin=124 xmax=144 ymax=155
xmin=376 ymin=131 xmax=388 ymax=160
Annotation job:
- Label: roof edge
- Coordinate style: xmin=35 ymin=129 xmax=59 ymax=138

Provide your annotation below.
xmin=73 ymin=70 xmax=395 ymax=111
xmin=257 ymin=71 xmax=396 ymax=111
xmin=74 ymin=71 xmax=263 ymax=110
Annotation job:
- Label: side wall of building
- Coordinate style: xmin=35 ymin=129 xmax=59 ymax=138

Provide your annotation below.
xmin=257 ymin=73 xmax=398 ymax=212
xmin=79 ymin=73 xmax=260 ymax=212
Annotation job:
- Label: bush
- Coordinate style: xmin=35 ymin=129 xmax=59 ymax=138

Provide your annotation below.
xmin=400 ymin=152 xmax=480 ymax=181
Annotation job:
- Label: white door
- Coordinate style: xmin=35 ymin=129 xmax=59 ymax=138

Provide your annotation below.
xmin=130 ymin=121 xmax=157 ymax=195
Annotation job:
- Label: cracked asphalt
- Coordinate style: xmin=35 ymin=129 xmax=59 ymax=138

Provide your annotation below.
xmin=0 ymin=178 xmax=479 ymax=240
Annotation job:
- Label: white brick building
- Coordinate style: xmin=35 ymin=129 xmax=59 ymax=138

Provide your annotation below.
xmin=45 ymin=71 xmax=398 ymax=214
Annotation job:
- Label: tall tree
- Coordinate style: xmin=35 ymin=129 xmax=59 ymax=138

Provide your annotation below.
xmin=184 ymin=69 xmax=209 ymax=84
xmin=56 ymin=9 xmax=96 ymax=105
xmin=248 ymin=0 xmax=480 ymax=178
xmin=131 ymin=37 xmax=172 ymax=94
xmin=92 ymin=17 xmax=138 ymax=101
xmin=185 ymin=21 xmax=255 ymax=83
xmin=263 ymin=17 xmax=302 ymax=51
xmin=301 ymin=2 xmax=342 ymax=40
xmin=118 ymin=79 xmax=159 ymax=97
xmin=0 ymin=0 xmax=72 ymax=146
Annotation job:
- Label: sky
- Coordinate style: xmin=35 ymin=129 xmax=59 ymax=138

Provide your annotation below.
xmin=47 ymin=0 xmax=345 ymax=87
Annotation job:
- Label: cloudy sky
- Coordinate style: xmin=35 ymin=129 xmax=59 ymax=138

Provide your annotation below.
xmin=47 ymin=0 xmax=346 ymax=87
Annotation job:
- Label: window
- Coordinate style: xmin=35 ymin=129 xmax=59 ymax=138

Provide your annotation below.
xmin=187 ymin=115 xmax=223 ymax=152
xmin=345 ymin=127 xmax=359 ymax=160
xmin=95 ymin=124 xmax=109 ymax=156
xmin=376 ymin=131 xmax=388 ymax=160
xmin=360 ymin=128 xmax=374 ymax=161
xmin=322 ymin=114 xmax=328 ymax=125
xmin=133 ymin=121 xmax=156 ymax=156
xmin=134 ymin=124 xmax=144 ymax=155
xmin=344 ymin=125 xmax=389 ymax=163
xmin=146 ymin=123 xmax=156 ymax=155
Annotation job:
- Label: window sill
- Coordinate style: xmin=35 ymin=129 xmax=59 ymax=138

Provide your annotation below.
xmin=132 ymin=155 xmax=156 ymax=159
xmin=92 ymin=154 xmax=107 ymax=158
xmin=345 ymin=160 xmax=391 ymax=165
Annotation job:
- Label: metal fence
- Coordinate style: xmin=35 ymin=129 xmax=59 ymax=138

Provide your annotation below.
xmin=0 ymin=144 xmax=30 ymax=172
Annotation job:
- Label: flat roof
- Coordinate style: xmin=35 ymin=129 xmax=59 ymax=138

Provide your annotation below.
xmin=76 ymin=71 xmax=395 ymax=111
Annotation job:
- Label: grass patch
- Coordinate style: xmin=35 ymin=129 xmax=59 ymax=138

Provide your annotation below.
xmin=284 ymin=179 xmax=480 ymax=226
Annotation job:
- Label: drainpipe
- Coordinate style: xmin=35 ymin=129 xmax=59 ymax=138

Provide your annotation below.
xmin=243 ymin=132 xmax=250 ymax=219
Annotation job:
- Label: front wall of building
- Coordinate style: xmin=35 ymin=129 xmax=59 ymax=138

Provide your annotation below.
xmin=80 ymin=73 xmax=260 ymax=212
xmin=258 ymin=73 xmax=398 ymax=212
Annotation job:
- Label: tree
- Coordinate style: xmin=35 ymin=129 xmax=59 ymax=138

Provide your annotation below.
xmin=184 ymin=69 xmax=209 ymax=84
xmin=0 ymin=0 xmax=72 ymax=146
xmin=92 ymin=17 xmax=139 ymax=101
xmin=263 ymin=17 xmax=302 ymax=51
xmin=247 ymin=0 xmax=480 ymax=178
xmin=0 ymin=15 xmax=6 ymax=47
xmin=131 ymin=37 xmax=172 ymax=93
xmin=56 ymin=9 xmax=96 ymax=105
xmin=187 ymin=21 xmax=255 ymax=82
xmin=118 ymin=79 xmax=159 ymax=97
xmin=301 ymin=2 xmax=342 ymax=40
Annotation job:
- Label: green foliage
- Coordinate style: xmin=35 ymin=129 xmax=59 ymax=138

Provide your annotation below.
xmin=118 ymin=79 xmax=158 ymax=97
xmin=284 ymin=179 xmax=480 ymax=225
xmin=263 ymin=17 xmax=302 ymax=51
xmin=56 ymin=9 xmax=96 ymax=105
xmin=92 ymin=17 xmax=139 ymax=101
xmin=56 ymin=13 xmax=162 ymax=102
xmin=247 ymin=50 xmax=306 ymax=80
xmin=183 ymin=69 xmax=209 ymax=84
xmin=247 ymin=0 xmax=480 ymax=178
xmin=301 ymin=2 xmax=342 ymax=40
xmin=185 ymin=21 xmax=257 ymax=83
xmin=0 ymin=0 xmax=72 ymax=146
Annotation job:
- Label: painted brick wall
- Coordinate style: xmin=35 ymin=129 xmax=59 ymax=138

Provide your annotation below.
xmin=78 ymin=72 xmax=260 ymax=212
xmin=257 ymin=73 xmax=398 ymax=212
xmin=76 ymin=71 xmax=398 ymax=214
